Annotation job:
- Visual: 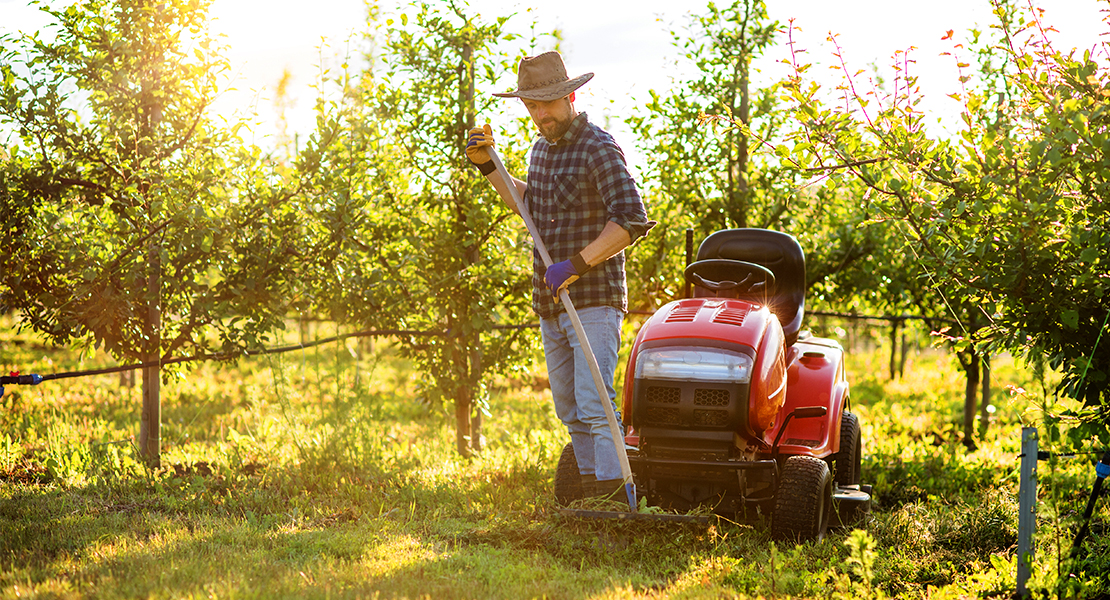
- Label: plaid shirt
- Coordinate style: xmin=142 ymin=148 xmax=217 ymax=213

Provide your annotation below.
xmin=523 ymin=113 xmax=652 ymax=318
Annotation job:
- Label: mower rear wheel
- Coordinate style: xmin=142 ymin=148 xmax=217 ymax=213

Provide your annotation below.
xmin=554 ymin=442 xmax=583 ymax=506
xmin=772 ymin=455 xmax=833 ymax=543
xmin=832 ymin=411 xmax=861 ymax=486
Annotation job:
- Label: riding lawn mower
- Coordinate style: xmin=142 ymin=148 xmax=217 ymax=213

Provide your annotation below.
xmin=554 ymin=228 xmax=872 ymax=542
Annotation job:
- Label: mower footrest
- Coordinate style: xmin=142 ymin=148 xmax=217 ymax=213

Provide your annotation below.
xmin=831 ymin=485 xmax=872 ymax=528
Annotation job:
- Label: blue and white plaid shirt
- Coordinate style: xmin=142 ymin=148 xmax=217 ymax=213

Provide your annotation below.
xmin=523 ymin=113 xmax=653 ymax=318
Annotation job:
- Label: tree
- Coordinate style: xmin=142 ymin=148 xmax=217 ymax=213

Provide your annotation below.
xmin=0 ymin=0 xmax=304 ymax=464
xmin=780 ymin=0 xmax=1110 ymax=443
xmin=300 ymin=1 xmax=539 ymax=456
xmin=626 ymin=0 xmax=894 ymax=312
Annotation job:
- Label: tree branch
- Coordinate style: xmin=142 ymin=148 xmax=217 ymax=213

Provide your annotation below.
xmin=803 ymin=156 xmax=886 ymax=172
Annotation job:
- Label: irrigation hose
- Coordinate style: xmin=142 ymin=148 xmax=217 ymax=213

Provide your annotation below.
xmin=0 ymin=328 xmax=447 ymax=398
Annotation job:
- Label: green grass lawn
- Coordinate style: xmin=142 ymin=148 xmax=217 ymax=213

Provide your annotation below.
xmin=1 ymin=324 xmax=1107 ymax=599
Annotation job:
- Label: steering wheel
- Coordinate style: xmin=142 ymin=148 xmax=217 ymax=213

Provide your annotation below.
xmin=684 ymin=259 xmax=776 ymax=296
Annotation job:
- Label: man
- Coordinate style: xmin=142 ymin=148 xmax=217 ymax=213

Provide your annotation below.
xmin=466 ymin=51 xmax=653 ymax=499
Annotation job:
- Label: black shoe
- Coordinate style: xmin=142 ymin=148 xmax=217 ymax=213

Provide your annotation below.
xmin=593 ymin=479 xmax=624 ymax=500
xmin=580 ymin=474 xmax=598 ymax=497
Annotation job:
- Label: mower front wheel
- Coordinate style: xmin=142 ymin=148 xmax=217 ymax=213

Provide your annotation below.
xmin=554 ymin=442 xmax=583 ymax=506
xmin=832 ymin=411 xmax=861 ymax=486
xmin=772 ymin=455 xmax=833 ymax=543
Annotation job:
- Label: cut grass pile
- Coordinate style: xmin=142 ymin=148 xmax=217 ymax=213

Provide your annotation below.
xmin=1 ymin=324 xmax=1108 ymax=599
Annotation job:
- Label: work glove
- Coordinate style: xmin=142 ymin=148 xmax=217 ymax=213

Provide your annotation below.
xmin=544 ymin=254 xmax=589 ymax=297
xmin=466 ymin=124 xmax=496 ymax=176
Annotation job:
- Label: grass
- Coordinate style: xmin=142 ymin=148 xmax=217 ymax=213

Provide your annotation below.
xmin=1 ymin=321 xmax=1108 ymax=599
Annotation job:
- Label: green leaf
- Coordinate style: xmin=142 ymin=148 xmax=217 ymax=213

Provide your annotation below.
xmin=1062 ymin=309 xmax=1079 ymax=330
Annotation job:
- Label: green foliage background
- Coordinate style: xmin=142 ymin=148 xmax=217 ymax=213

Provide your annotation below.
xmin=772 ymin=0 xmax=1110 ymax=441
xmin=0 ymin=0 xmax=304 ymax=361
xmin=1 ymin=0 xmax=1107 ymax=447
xmin=1 ymin=0 xmax=1110 ymax=594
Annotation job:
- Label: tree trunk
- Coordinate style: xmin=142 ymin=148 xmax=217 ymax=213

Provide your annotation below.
xmin=465 ymin=43 xmax=482 ymax=455
xmin=736 ymin=51 xmax=750 ymax=228
xmin=728 ymin=1 xmax=753 ymax=229
xmin=449 ymin=42 xmax=484 ymax=457
xmin=138 ymin=66 xmax=162 ymax=467
xmin=727 ymin=56 xmax=750 ymax=228
xmin=455 ymin=385 xmax=472 ymax=458
xmin=140 ymin=360 xmax=160 ymax=466
xmin=899 ymin=326 xmax=910 ymax=378
xmin=139 ymin=243 xmax=161 ymax=467
xmin=962 ymin=350 xmax=980 ymax=450
xmin=470 ymin=345 xmax=482 ymax=453
xmin=888 ymin=318 xmax=900 ymax=380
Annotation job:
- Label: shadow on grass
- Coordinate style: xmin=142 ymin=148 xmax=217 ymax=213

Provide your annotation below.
xmin=0 ymin=457 xmax=742 ymax=599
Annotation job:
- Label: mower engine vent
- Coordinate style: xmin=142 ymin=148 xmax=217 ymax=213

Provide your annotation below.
xmin=646 ymin=406 xmax=681 ymax=425
xmin=665 ymin=304 xmax=700 ymax=323
xmin=693 ymin=409 xmax=730 ymax=427
xmin=641 ymin=385 xmax=735 ymax=429
xmin=694 ymin=388 xmax=730 ymax=407
xmin=646 ymin=386 xmax=681 ymax=404
xmin=712 ymin=306 xmax=748 ymax=326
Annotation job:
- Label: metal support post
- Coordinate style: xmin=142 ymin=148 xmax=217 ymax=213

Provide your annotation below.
xmin=1017 ymin=427 xmax=1038 ymax=597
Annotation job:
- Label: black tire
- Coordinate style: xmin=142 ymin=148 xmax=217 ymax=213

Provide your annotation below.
xmin=554 ymin=442 xmax=582 ymax=506
xmin=832 ymin=411 xmax=861 ymax=486
xmin=772 ymin=455 xmax=833 ymax=543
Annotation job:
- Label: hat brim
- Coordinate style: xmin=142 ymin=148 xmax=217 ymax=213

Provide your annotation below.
xmin=493 ymin=73 xmax=594 ymax=101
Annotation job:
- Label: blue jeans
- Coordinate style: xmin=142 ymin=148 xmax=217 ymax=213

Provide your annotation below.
xmin=540 ymin=305 xmax=624 ymax=481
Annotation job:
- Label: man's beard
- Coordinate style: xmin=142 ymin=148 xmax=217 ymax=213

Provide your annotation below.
xmin=539 ymin=115 xmax=573 ymax=141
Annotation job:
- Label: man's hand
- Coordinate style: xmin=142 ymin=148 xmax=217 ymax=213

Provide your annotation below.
xmin=545 ymin=256 xmax=587 ymax=297
xmin=466 ymin=124 xmax=496 ymax=175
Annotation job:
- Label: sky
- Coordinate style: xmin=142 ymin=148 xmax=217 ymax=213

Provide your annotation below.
xmin=1 ymin=0 xmax=1107 ymax=174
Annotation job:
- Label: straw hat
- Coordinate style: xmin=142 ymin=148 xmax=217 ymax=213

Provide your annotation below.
xmin=493 ymin=51 xmax=593 ymax=101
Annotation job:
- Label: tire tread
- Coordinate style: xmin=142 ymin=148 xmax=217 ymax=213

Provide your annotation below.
xmin=833 ymin=411 xmax=861 ymax=486
xmin=554 ymin=442 xmax=582 ymax=506
xmin=772 ymin=455 xmax=832 ymax=542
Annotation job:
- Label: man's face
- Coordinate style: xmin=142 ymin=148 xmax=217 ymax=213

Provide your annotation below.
xmin=522 ymin=94 xmax=576 ymax=141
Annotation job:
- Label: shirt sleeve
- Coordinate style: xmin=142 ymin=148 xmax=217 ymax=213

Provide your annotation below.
xmin=587 ymin=138 xmax=655 ymax=244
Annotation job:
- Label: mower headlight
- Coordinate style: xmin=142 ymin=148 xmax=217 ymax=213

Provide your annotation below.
xmin=635 ymin=347 xmax=753 ymax=383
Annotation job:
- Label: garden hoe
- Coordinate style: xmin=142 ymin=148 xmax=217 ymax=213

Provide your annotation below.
xmin=487 ymin=148 xmax=638 ymax=513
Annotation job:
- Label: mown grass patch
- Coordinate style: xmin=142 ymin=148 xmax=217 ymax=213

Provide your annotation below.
xmin=2 ymin=324 xmax=1108 ymax=598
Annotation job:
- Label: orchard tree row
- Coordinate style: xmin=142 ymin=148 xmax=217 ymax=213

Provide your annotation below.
xmin=1 ymin=0 xmax=1106 ymax=460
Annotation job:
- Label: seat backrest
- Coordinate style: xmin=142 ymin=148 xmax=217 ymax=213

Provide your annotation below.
xmin=695 ymin=229 xmax=806 ymax=345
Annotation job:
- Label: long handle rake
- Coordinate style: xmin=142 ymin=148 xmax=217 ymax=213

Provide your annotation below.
xmin=487 ymin=148 xmax=636 ymax=512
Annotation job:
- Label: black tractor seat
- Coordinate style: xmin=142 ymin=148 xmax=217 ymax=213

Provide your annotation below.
xmin=691 ymin=229 xmax=806 ymax=346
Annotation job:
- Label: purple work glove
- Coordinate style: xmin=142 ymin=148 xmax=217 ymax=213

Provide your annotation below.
xmin=545 ymin=258 xmax=582 ymax=297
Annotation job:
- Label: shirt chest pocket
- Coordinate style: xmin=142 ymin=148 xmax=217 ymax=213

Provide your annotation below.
xmin=554 ymin=171 xmax=588 ymax=210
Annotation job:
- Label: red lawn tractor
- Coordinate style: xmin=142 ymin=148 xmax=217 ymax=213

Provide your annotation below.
xmin=555 ymin=228 xmax=871 ymax=542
